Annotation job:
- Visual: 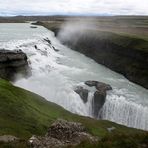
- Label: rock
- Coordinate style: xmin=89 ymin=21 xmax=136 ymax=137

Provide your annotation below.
xmin=107 ymin=127 xmax=116 ymax=132
xmin=85 ymin=80 xmax=112 ymax=91
xmin=95 ymin=82 xmax=112 ymax=91
xmin=30 ymin=26 xmax=37 ymax=29
xmin=29 ymin=136 xmax=64 ymax=148
xmin=44 ymin=38 xmax=59 ymax=52
xmin=0 ymin=49 xmax=30 ymax=81
xmin=34 ymin=45 xmax=38 ymax=49
xmin=52 ymin=46 xmax=59 ymax=52
xmin=0 ymin=135 xmax=19 ymax=143
xmin=74 ymin=86 xmax=89 ymax=103
xmin=44 ymin=38 xmax=51 ymax=45
xmin=28 ymin=119 xmax=98 ymax=148
xmin=92 ymin=90 xmax=106 ymax=118
xmin=47 ymin=119 xmax=86 ymax=140
xmin=85 ymin=80 xmax=112 ymax=118
xmin=85 ymin=81 xmax=98 ymax=87
xmin=54 ymin=48 xmax=59 ymax=52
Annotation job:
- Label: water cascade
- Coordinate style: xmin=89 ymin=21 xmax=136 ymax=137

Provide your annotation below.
xmin=0 ymin=23 xmax=148 ymax=131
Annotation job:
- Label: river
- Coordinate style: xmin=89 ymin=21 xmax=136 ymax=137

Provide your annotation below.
xmin=0 ymin=23 xmax=148 ymax=130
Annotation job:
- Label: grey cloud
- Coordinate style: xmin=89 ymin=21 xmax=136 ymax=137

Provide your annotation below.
xmin=0 ymin=0 xmax=148 ymax=16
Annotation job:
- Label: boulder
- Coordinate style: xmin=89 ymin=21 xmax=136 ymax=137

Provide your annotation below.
xmin=44 ymin=38 xmax=51 ymax=45
xmin=0 ymin=135 xmax=19 ymax=143
xmin=85 ymin=81 xmax=98 ymax=87
xmin=85 ymin=80 xmax=112 ymax=91
xmin=92 ymin=90 xmax=106 ymax=118
xmin=0 ymin=49 xmax=30 ymax=81
xmin=74 ymin=86 xmax=89 ymax=103
xmin=107 ymin=127 xmax=116 ymax=132
xmin=95 ymin=82 xmax=112 ymax=91
xmin=28 ymin=119 xmax=98 ymax=148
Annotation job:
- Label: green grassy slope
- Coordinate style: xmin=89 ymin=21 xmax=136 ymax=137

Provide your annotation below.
xmin=0 ymin=78 xmax=148 ymax=147
xmin=0 ymin=78 xmax=146 ymax=139
xmin=92 ymin=30 xmax=148 ymax=52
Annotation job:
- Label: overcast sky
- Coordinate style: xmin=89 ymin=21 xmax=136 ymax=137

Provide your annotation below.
xmin=0 ymin=0 xmax=148 ymax=16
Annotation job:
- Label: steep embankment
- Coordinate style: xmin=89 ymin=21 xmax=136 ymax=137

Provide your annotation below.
xmin=0 ymin=49 xmax=29 ymax=81
xmin=0 ymin=78 xmax=148 ymax=147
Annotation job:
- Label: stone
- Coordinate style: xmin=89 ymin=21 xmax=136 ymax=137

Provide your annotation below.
xmin=0 ymin=135 xmax=19 ymax=143
xmin=44 ymin=38 xmax=51 ymax=45
xmin=85 ymin=80 xmax=112 ymax=118
xmin=85 ymin=80 xmax=112 ymax=91
xmin=92 ymin=90 xmax=106 ymax=118
xmin=95 ymin=82 xmax=112 ymax=91
xmin=74 ymin=86 xmax=89 ymax=103
xmin=28 ymin=119 xmax=98 ymax=148
xmin=85 ymin=80 xmax=98 ymax=87
xmin=107 ymin=127 xmax=116 ymax=132
xmin=0 ymin=49 xmax=30 ymax=81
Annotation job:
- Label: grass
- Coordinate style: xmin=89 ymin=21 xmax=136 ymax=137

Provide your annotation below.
xmin=0 ymin=78 xmax=147 ymax=147
xmin=92 ymin=30 xmax=148 ymax=52
xmin=72 ymin=133 xmax=148 ymax=148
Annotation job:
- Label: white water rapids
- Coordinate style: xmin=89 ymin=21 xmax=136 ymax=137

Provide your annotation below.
xmin=0 ymin=23 xmax=148 ymax=131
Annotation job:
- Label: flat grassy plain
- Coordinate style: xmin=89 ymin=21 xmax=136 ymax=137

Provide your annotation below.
xmin=1 ymin=15 xmax=148 ymax=39
xmin=34 ymin=16 xmax=148 ymax=53
xmin=33 ymin=16 xmax=148 ymax=40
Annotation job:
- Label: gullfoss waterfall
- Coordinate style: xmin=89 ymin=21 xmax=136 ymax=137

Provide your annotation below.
xmin=0 ymin=23 xmax=148 ymax=131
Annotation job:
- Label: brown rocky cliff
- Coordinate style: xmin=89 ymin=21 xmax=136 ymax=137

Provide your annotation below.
xmin=0 ymin=49 xmax=30 ymax=81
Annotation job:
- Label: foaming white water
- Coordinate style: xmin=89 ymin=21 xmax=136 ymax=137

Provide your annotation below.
xmin=1 ymin=23 xmax=148 ymax=130
xmin=101 ymin=91 xmax=148 ymax=130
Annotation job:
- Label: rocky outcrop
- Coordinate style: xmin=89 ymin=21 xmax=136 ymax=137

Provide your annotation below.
xmin=74 ymin=86 xmax=89 ymax=103
xmin=85 ymin=80 xmax=112 ymax=118
xmin=28 ymin=119 xmax=98 ymax=148
xmin=44 ymin=38 xmax=59 ymax=52
xmin=74 ymin=81 xmax=112 ymax=118
xmin=0 ymin=49 xmax=30 ymax=81
xmin=92 ymin=90 xmax=107 ymax=118
xmin=58 ymin=31 xmax=148 ymax=89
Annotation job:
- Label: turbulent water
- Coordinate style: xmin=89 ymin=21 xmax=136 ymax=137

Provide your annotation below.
xmin=0 ymin=23 xmax=148 ymax=130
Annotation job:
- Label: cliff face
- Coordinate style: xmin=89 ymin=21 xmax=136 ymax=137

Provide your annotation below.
xmin=59 ymin=32 xmax=148 ymax=89
xmin=0 ymin=49 xmax=30 ymax=81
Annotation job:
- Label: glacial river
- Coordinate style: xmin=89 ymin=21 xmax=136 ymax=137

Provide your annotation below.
xmin=0 ymin=23 xmax=148 ymax=130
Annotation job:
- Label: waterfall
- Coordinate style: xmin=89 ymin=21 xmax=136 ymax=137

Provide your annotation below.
xmin=1 ymin=23 xmax=148 ymax=131
xmin=100 ymin=93 xmax=148 ymax=130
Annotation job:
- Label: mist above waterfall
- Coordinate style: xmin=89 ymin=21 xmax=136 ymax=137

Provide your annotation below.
xmin=57 ymin=19 xmax=97 ymax=44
